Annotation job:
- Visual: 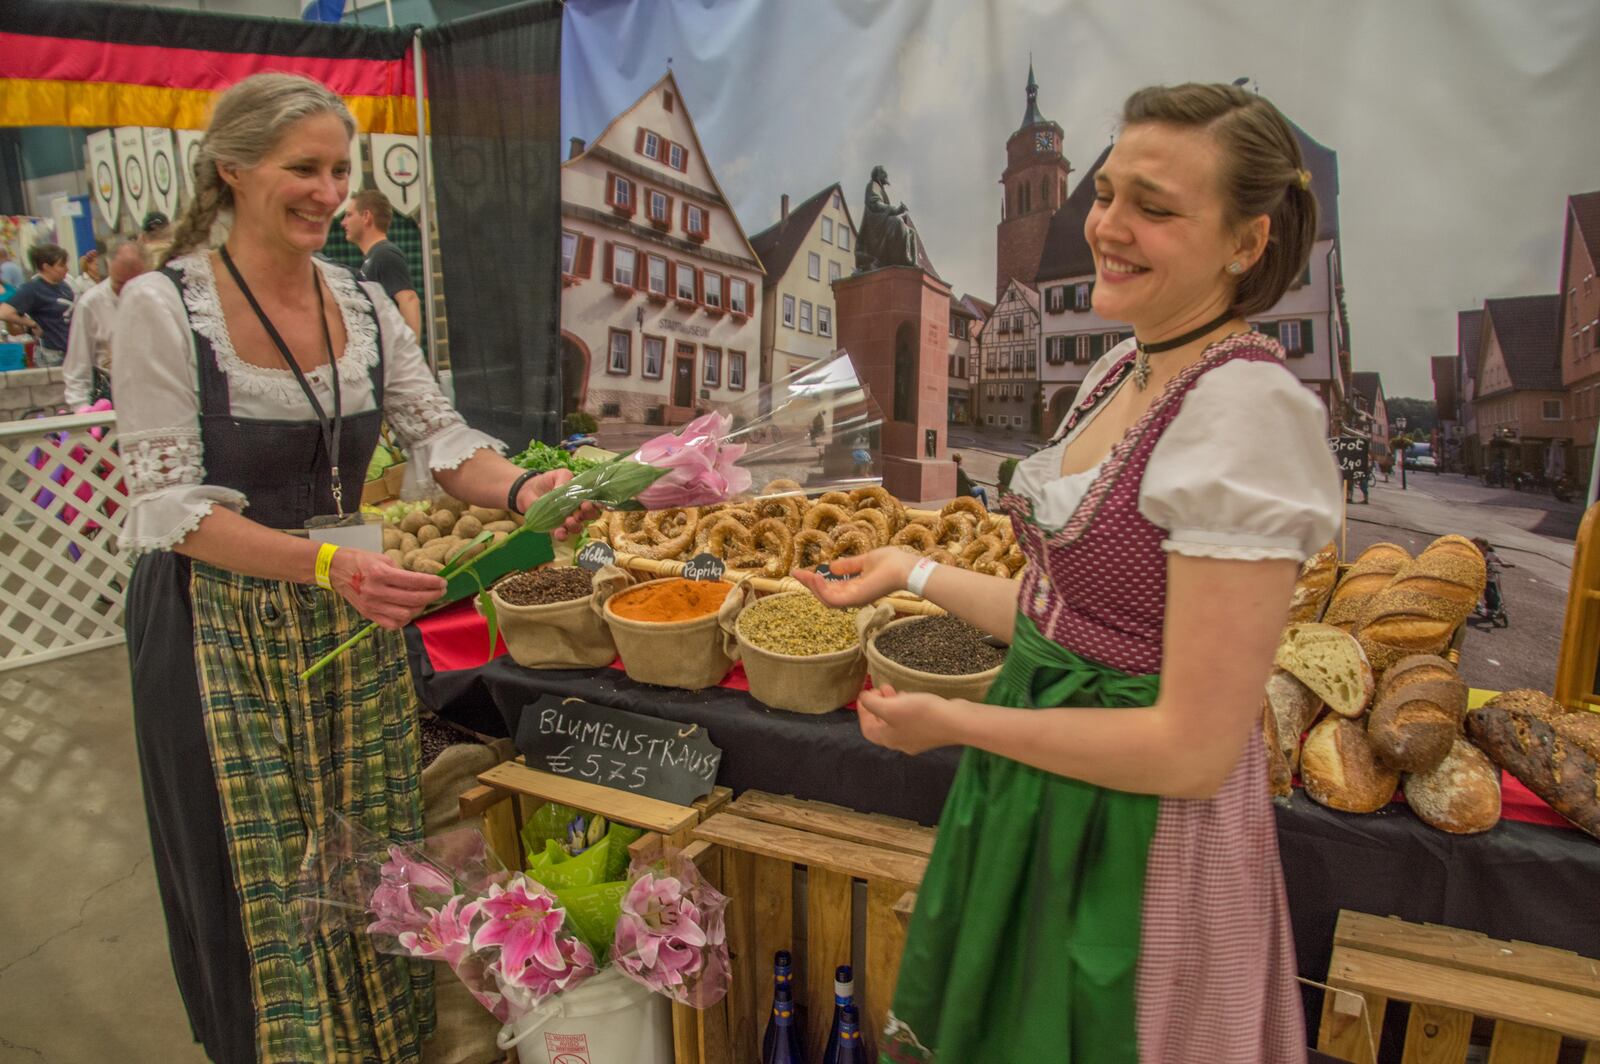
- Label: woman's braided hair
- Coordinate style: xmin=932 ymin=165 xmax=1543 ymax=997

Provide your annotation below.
xmin=163 ymin=73 xmax=356 ymax=266
xmin=1121 ymin=83 xmax=1320 ymax=317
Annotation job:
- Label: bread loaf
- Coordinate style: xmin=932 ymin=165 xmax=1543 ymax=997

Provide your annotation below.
xmin=1548 ymin=712 xmax=1600 ymax=758
xmin=1301 ymin=717 xmax=1400 ymax=813
xmin=1354 ymin=535 xmax=1486 ymax=672
xmin=1264 ymin=666 xmax=1323 ymax=773
xmin=1287 ymin=543 xmax=1339 ymax=623
xmin=1466 ymin=705 xmax=1600 ymax=839
xmin=1402 ymin=738 xmax=1501 ymax=834
xmin=1263 ymin=698 xmax=1293 ymax=799
xmin=1482 ymin=688 xmax=1566 ymax=722
xmin=1368 ymin=678 xmax=1468 ymax=773
xmin=1274 ymin=623 xmax=1375 ymax=719
xmin=1323 ymin=543 xmax=1410 ymax=630
xmin=1376 ymin=654 xmax=1459 ymax=702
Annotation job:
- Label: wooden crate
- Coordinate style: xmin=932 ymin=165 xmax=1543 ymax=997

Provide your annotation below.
xmin=458 ymin=758 xmax=732 ymax=1064
xmin=690 ymin=791 xmax=933 ymax=1064
xmin=1317 ymin=911 xmax=1600 ymax=1064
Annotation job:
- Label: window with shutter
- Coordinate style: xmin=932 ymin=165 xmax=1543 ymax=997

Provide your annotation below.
xmin=1090 ymin=334 xmax=1104 ymax=360
xmin=1301 ymin=319 xmax=1314 ymax=354
xmin=574 ymin=236 xmax=594 ymax=278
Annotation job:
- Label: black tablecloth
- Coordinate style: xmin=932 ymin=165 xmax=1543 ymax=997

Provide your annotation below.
xmin=407 ymin=634 xmax=1600 ymax=1024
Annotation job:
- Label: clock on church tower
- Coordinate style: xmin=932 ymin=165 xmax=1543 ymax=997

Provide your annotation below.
xmin=1034 ymin=130 xmax=1055 ymax=153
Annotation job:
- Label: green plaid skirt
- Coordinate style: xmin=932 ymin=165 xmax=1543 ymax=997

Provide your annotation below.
xmin=190 ymin=562 xmax=434 ymax=1063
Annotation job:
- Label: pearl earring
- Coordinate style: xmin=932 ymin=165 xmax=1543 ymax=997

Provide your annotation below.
xmin=1226 ymin=262 xmax=1243 ymax=275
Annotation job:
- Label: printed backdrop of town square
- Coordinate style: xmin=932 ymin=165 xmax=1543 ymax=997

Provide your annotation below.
xmin=557 ymin=0 xmax=1598 ymax=410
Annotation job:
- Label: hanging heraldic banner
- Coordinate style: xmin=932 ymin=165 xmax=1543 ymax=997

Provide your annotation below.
xmin=349 ymin=133 xmax=365 ymax=194
xmin=86 ymin=129 xmax=120 ymax=231
xmin=175 ymin=129 xmax=205 ymax=209
xmin=370 ymin=133 xmax=422 ymax=217
xmin=143 ymin=128 xmax=180 ymax=220
xmin=114 ymin=127 xmax=151 ymax=227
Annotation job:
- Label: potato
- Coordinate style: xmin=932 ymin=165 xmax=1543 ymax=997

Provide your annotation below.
xmin=384 ymin=548 xmax=405 ymax=567
xmin=419 ymin=541 xmax=453 ymax=565
xmin=399 ymin=532 xmax=419 ymax=554
xmin=411 ymin=558 xmax=444 ymax=575
xmin=434 ymin=496 xmax=467 ymax=514
xmin=490 ymin=531 xmax=509 ymax=546
xmin=401 ymin=549 xmax=423 ymax=569
xmin=455 ymin=541 xmax=487 ymax=563
xmin=382 ymin=527 xmax=403 ymax=551
xmin=431 ymin=510 xmax=458 ymax=533
xmin=416 ymin=523 xmax=441 ymax=544
xmin=399 ymin=511 xmax=431 ymax=534
xmin=467 ymin=505 xmax=508 ymax=525
xmin=484 ymin=520 xmax=518 ymax=534
xmin=452 ymin=515 xmax=484 ymax=539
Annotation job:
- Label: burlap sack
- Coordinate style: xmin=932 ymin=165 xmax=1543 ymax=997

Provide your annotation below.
xmin=419 ymin=739 xmax=512 ymax=1064
xmin=604 ymin=577 xmax=752 ymax=690
xmin=863 ymin=613 xmax=1005 ymax=702
xmin=726 ymin=594 xmax=889 ymax=714
xmin=488 ymin=565 xmax=630 ymax=669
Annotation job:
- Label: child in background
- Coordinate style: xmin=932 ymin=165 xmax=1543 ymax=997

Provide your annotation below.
xmin=1471 ymin=537 xmax=1513 ymax=620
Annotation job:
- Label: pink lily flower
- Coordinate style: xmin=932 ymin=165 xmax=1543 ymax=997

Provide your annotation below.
xmin=493 ymin=935 xmax=598 ymax=1012
xmin=633 ymin=412 xmax=752 ymax=510
xmin=612 ymin=873 xmax=715 ymax=994
xmin=397 ymin=896 xmax=479 ymax=967
xmin=471 ymin=878 xmax=571 ymax=975
xmin=379 ymin=845 xmax=454 ymax=896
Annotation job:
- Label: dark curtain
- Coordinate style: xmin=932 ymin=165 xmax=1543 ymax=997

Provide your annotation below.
xmin=423 ymin=1 xmax=563 ymax=447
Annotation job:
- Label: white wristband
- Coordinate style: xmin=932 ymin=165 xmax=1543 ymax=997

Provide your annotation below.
xmin=905 ymin=557 xmax=939 ymax=598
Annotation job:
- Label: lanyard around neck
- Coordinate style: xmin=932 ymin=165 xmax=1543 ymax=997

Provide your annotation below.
xmin=218 ymin=246 xmax=347 ymax=516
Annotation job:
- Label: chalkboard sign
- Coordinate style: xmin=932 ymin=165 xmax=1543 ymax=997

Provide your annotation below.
xmin=815 ymin=562 xmax=853 ymax=582
xmin=681 ymin=553 xmax=725 ymax=581
xmin=1328 ymin=436 xmax=1370 ymax=481
xmin=515 ymin=694 xmax=723 ymax=806
xmin=575 ymin=540 xmax=615 ymax=572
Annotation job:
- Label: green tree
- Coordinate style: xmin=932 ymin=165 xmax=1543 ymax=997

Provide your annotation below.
xmin=1385 ymin=397 xmax=1436 ymax=436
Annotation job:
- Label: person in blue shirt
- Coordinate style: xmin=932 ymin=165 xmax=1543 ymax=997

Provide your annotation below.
xmin=0 ymin=244 xmax=76 ymax=365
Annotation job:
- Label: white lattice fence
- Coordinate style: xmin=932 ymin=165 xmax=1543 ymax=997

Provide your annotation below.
xmin=0 ymin=411 xmax=130 ymax=670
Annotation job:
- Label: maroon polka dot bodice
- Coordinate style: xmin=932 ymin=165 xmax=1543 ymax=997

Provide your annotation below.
xmin=1003 ymin=334 xmax=1286 ymax=674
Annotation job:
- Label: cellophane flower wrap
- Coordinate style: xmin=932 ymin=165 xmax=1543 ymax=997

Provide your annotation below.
xmin=610 ymin=851 xmax=730 ymax=1008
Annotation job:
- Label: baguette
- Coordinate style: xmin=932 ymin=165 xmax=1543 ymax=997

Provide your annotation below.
xmin=1355 ymin=536 xmax=1486 ymax=672
xmin=1263 ymin=698 xmax=1293 ymax=799
xmin=1274 ymin=623 xmax=1374 ymax=719
xmin=1402 ymin=738 xmax=1501 ymax=834
xmin=1287 ymin=543 xmax=1339 ymax=624
xmin=1367 ymin=678 xmax=1467 ymax=773
xmin=1323 ymin=543 xmax=1410 ymax=630
xmin=1376 ymin=654 xmax=1459 ymax=702
xmin=1264 ymin=666 xmax=1323 ymax=773
xmin=1301 ymin=717 xmax=1400 ymax=813
xmin=1465 ymin=704 xmax=1600 ymax=839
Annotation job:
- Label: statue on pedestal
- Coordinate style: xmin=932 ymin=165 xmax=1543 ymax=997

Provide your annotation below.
xmin=855 ymin=165 xmax=920 ymax=272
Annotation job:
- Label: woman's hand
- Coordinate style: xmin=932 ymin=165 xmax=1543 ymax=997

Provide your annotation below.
xmin=329 ymin=547 xmax=446 ymax=630
xmin=857 ymin=684 xmax=970 ymax=755
xmin=515 ymin=468 xmax=600 ymax=540
xmin=790 ymin=546 xmax=915 ymax=608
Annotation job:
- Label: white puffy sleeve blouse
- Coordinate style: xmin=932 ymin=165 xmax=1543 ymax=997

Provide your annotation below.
xmin=112 ymin=253 xmax=504 ymax=555
xmin=1010 ymin=340 xmax=1342 ymax=561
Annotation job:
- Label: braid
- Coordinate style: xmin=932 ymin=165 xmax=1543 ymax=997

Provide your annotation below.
xmin=162 ymin=158 xmax=228 ymax=266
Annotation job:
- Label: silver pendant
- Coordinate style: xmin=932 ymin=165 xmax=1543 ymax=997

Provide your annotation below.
xmin=1132 ymin=349 xmax=1152 ymax=390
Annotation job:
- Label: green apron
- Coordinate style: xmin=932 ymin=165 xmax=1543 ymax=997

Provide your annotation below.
xmin=881 ymin=613 xmax=1161 ymax=1064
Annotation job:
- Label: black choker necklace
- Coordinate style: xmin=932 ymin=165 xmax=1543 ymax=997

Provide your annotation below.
xmin=1132 ymin=309 xmax=1238 ymax=389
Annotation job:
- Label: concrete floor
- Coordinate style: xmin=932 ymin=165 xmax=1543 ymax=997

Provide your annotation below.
xmin=0 ymin=645 xmax=208 ymax=1063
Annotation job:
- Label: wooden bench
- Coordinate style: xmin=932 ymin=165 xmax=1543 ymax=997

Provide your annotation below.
xmin=1317 ymin=910 xmax=1600 ymax=1064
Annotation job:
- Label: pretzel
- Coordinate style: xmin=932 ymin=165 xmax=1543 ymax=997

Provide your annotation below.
xmin=851 ymin=507 xmax=892 ymax=546
xmin=792 ymin=529 xmax=835 ymax=569
xmin=754 ymin=493 xmax=804 ymax=531
xmin=746 ymin=517 xmax=796 ymax=578
xmin=643 ymin=506 xmax=701 ymax=544
xmin=936 ymin=512 xmax=978 ymax=547
xmin=802 ymin=502 xmax=852 ymax=534
xmin=960 ymin=533 xmax=1006 ymax=568
xmin=830 ymin=527 xmax=877 ymax=558
xmin=816 ymin=491 xmax=854 ymax=509
xmin=890 ymin=524 xmax=939 ymax=552
xmin=941 ymin=496 xmax=987 ymax=521
xmin=850 ymin=485 xmax=904 ymax=530
xmin=762 ymin=478 xmax=805 ymax=496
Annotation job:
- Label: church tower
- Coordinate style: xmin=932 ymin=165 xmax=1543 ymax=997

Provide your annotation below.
xmin=995 ymin=62 xmax=1071 ymax=299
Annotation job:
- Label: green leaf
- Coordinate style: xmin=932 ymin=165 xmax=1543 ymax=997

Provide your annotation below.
xmin=478 ymin=584 xmax=498 ymax=661
xmin=441 ymin=530 xmax=495 ymax=575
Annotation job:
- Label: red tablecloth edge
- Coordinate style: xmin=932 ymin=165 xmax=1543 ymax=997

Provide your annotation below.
xmin=416 ymin=601 xmax=1577 ymax=833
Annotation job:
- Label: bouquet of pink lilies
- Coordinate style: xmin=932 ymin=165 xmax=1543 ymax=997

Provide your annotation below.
xmin=356 ymin=828 xmax=729 ymax=1025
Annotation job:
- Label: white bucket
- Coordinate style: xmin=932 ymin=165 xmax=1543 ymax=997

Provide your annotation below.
xmin=496 ymin=967 xmax=673 ymax=1064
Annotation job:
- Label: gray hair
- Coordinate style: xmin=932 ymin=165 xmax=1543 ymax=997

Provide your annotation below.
xmin=164 ymin=73 xmax=356 ymax=265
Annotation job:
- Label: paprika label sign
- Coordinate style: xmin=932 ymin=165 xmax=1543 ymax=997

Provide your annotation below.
xmin=515 ymin=694 xmax=722 ymax=806
xmin=681 ymin=552 xmax=725 ymax=581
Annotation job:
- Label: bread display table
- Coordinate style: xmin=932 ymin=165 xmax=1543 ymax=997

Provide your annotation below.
xmin=404 ymin=605 xmax=1600 ymax=1041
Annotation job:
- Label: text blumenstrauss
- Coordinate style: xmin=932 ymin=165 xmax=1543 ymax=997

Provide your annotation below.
xmin=536 ymin=704 xmax=722 ymax=790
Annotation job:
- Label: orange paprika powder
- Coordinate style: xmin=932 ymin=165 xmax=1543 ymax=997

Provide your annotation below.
xmin=608 ymin=578 xmax=732 ymax=622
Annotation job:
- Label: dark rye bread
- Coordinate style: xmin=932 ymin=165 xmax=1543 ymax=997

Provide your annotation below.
xmin=1465 ymin=705 xmax=1600 ymax=840
xmin=1483 ymin=688 xmax=1566 ymax=722
xmin=1549 ymin=713 xmax=1600 ymax=759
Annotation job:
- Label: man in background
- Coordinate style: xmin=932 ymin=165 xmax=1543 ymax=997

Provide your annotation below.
xmin=0 ymin=244 xmax=75 ymax=366
xmin=64 ymin=239 xmax=147 ymax=406
xmin=340 ymin=189 xmax=422 ymax=338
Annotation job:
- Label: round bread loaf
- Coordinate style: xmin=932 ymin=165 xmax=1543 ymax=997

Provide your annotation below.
xmin=1376 ymin=654 xmax=1458 ymax=701
xmin=1483 ymin=689 xmax=1566 ymax=722
xmin=1368 ymin=678 xmax=1467 ymax=773
xmin=1402 ymin=738 xmax=1501 ymax=834
xmin=1301 ymin=717 xmax=1400 ymax=813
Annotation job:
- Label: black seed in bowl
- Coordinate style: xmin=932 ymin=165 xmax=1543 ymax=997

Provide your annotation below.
xmin=494 ymin=567 xmax=594 ymax=606
xmin=874 ymin=616 xmax=1006 ymax=676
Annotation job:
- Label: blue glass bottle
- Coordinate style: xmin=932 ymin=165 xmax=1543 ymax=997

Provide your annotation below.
xmin=761 ymin=982 xmax=806 ymax=1064
xmin=760 ymin=950 xmax=796 ymax=1062
xmin=833 ymin=1005 xmax=864 ymax=1064
xmin=821 ymin=965 xmax=855 ymax=1064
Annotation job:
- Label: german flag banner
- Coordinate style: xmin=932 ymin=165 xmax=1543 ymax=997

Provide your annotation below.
xmin=0 ymin=0 xmax=419 ymax=133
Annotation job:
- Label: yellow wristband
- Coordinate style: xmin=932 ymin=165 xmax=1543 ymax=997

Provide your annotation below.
xmin=314 ymin=542 xmax=340 ymax=590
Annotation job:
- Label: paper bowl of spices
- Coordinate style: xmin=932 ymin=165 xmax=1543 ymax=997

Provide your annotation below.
xmin=488 ymin=564 xmax=630 ymax=669
xmin=604 ymin=577 xmax=748 ymax=690
xmin=865 ymin=615 xmax=1007 ymax=702
xmin=729 ymin=592 xmax=888 ymax=714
